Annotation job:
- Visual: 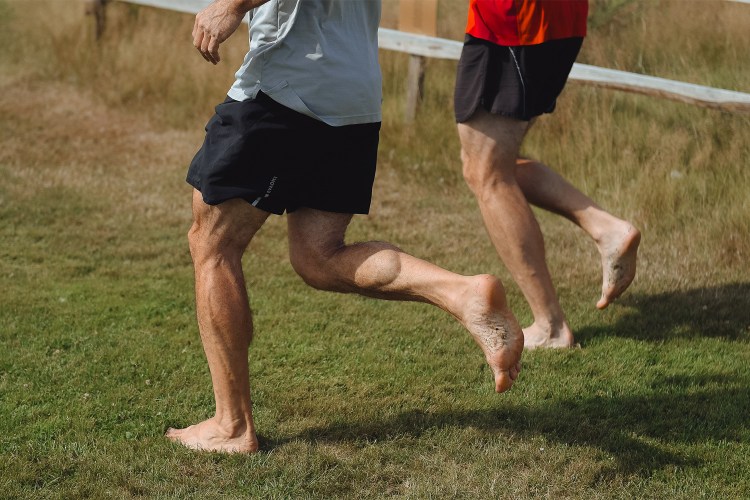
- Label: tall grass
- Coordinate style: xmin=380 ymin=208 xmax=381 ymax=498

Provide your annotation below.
xmin=1 ymin=0 xmax=749 ymax=497
xmin=0 ymin=0 xmax=248 ymax=126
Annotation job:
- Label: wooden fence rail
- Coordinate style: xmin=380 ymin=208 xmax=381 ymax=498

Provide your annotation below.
xmin=88 ymin=0 xmax=750 ymax=116
xmin=377 ymin=28 xmax=750 ymax=115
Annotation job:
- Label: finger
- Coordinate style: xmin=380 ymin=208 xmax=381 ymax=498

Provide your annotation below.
xmin=200 ymin=32 xmax=214 ymax=63
xmin=207 ymin=36 xmax=221 ymax=64
xmin=194 ymin=30 xmax=209 ymax=62
xmin=193 ymin=20 xmax=203 ymax=49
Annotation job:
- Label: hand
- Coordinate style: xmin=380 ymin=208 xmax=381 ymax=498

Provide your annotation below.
xmin=192 ymin=0 xmax=254 ymax=65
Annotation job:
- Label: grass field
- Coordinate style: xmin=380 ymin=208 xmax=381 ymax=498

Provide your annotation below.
xmin=1 ymin=0 xmax=749 ymax=497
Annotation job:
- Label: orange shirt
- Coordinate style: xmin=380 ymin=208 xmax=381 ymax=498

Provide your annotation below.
xmin=466 ymin=0 xmax=588 ymax=46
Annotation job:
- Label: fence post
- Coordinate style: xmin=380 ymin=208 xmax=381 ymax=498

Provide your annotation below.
xmin=404 ymin=55 xmax=426 ymax=123
xmin=398 ymin=0 xmax=438 ymax=122
xmin=85 ymin=0 xmax=109 ymax=40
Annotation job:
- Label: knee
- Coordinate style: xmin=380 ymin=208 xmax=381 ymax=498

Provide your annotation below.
xmin=188 ymin=223 xmax=216 ymax=267
xmin=461 ymin=146 xmax=515 ymax=195
xmin=188 ymin=221 xmax=242 ymax=267
xmin=289 ymin=244 xmax=338 ymax=291
xmin=187 ymin=222 xmax=204 ymax=260
xmin=460 ymin=148 xmax=482 ymax=192
xmin=297 ymin=245 xmax=402 ymax=292
xmin=461 ymin=146 xmax=496 ymax=190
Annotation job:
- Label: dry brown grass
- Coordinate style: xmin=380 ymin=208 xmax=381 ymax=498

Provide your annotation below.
xmin=584 ymin=0 xmax=750 ymax=90
xmin=0 ymin=78 xmax=196 ymax=224
xmin=1 ymin=0 xmax=247 ymax=127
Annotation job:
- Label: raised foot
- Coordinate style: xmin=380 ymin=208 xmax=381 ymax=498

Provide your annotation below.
xmin=460 ymin=275 xmax=524 ymax=393
xmin=522 ymin=322 xmax=574 ymax=350
xmin=597 ymin=224 xmax=641 ymax=310
xmin=165 ymin=418 xmax=259 ymax=454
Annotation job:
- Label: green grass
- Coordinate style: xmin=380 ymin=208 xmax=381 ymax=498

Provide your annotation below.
xmin=1 ymin=0 xmax=750 ymax=498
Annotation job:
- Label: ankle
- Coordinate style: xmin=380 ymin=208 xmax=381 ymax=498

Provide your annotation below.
xmin=592 ymin=218 xmax=633 ymax=246
xmin=530 ymin=318 xmax=570 ymax=338
xmin=212 ymin=414 xmax=255 ymax=438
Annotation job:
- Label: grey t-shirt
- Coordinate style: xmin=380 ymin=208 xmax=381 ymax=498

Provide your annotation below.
xmin=227 ymin=0 xmax=382 ymax=126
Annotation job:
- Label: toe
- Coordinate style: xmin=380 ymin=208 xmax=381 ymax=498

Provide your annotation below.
xmin=597 ymin=294 xmax=610 ymax=310
xmin=165 ymin=427 xmax=185 ymax=439
xmin=495 ymin=371 xmax=514 ymax=393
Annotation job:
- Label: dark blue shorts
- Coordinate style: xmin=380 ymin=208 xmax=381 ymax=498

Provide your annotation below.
xmin=187 ymin=92 xmax=381 ymax=215
xmin=454 ymin=35 xmax=583 ymax=122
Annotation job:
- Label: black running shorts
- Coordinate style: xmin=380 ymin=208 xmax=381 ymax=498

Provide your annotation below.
xmin=454 ymin=35 xmax=583 ymax=123
xmin=187 ymin=92 xmax=381 ymax=215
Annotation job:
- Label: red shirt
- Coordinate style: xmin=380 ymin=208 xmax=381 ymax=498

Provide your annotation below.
xmin=466 ymin=0 xmax=588 ymax=46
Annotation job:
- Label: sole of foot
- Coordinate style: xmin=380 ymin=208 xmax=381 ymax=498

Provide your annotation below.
xmin=461 ymin=275 xmax=524 ymax=392
xmin=597 ymin=225 xmax=641 ymax=310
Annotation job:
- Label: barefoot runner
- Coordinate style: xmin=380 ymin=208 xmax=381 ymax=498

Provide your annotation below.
xmin=455 ymin=0 xmax=641 ymax=349
xmin=165 ymin=0 xmax=523 ymax=453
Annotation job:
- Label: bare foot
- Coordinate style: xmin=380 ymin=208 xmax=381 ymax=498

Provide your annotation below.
xmin=523 ymin=321 xmax=574 ymax=349
xmin=459 ymin=275 xmax=524 ymax=393
xmin=165 ymin=417 xmax=259 ymax=453
xmin=597 ymin=224 xmax=641 ymax=310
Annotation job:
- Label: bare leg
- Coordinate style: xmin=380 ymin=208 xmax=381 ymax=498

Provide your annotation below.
xmin=165 ymin=189 xmax=270 ymax=453
xmin=514 ymin=158 xmax=640 ymax=309
xmin=286 ymin=209 xmax=523 ymax=392
xmin=458 ymin=110 xmax=573 ymax=349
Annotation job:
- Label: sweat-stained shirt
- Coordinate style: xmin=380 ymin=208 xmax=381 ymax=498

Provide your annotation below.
xmin=466 ymin=0 xmax=588 ymax=46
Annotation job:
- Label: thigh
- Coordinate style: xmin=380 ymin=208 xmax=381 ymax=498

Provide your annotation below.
xmin=286 ymin=208 xmax=353 ymax=260
xmin=191 ymin=189 xmax=271 ymax=252
xmin=458 ymin=108 xmax=528 ymax=171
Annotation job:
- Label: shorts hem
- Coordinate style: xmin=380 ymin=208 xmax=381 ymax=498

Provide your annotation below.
xmin=456 ymin=104 xmax=542 ymax=123
xmin=186 ymin=180 xmax=371 ymax=216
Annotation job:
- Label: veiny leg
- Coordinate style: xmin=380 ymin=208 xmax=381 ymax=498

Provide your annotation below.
xmin=165 ymin=189 xmax=270 ymax=453
xmin=458 ymin=109 xmax=573 ymax=349
xmin=286 ymin=209 xmax=523 ymax=393
xmin=514 ymin=157 xmax=641 ymax=310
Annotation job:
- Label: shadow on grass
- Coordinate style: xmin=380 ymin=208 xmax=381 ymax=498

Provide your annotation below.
xmin=254 ymin=284 xmax=750 ymax=475
xmin=577 ymin=282 xmax=750 ymax=344
xmin=272 ymin=377 xmax=748 ymax=476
